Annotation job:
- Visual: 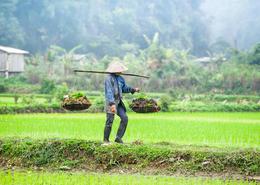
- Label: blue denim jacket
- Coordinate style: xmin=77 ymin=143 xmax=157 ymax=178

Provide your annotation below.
xmin=105 ymin=74 xmax=134 ymax=113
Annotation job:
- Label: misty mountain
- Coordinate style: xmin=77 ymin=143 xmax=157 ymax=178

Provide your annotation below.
xmin=201 ymin=0 xmax=260 ymax=49
xmin=0 ymin=0 xmax=259 ymax=56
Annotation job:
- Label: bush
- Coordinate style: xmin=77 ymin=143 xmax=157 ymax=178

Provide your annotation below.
xmin=21 ymin=95 xmax=36 ymax=104
xmin=0 ymin=83 xmax=7 ymax=93
xmin=40 ymin=79 xmax=56 ymax=94
xmin=14 ymin=94 xmax=19 ymax=104
xmin=168 ymin=89 xmax=185 ymax=99
xmin=160 ymin=95 xmax=171 ymax=112
xmin=54 ymin=83 xmax=69 ymax=101
xmin=44 ymin=96 xmax=53 ymax=104
xmin=248 ymin=43 xmax=260 ymax=65
xmin=88 ymin=96 xmax=104 ymax=112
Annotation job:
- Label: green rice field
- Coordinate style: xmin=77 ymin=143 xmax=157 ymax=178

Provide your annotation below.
xmin=0 ymin=171 xmax=257 ymax=185
xmin=0 ymin=112 xmax=259 ymax=149
xmin=0 ymin=112 xmax=259 ymax=184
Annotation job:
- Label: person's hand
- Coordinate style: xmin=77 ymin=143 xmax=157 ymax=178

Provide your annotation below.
xmin=134 ymin=88 xmax=140 ymax=93
xmin=110 ymin=104 xmax=116 ymax=113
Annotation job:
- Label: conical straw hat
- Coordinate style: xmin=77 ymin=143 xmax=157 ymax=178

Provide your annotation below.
xmin=106 ymin=61 xmax=128 ymax=73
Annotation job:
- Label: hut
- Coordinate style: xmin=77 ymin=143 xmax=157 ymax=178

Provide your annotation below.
xmin=0 ymin=45 xmax=29 ymax=78
xmin=193 ymin=57 xmax=226 ymax=71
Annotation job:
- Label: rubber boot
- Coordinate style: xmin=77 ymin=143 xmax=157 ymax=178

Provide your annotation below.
xmin=104 ymin=113 xmax=114 ymax=142
xmin=104 ymin=125 xmax=111 ymax=142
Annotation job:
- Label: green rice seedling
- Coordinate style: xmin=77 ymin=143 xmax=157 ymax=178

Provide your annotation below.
xmin=0 ymin=112 xmax=259 ymax=149
xmin=0 ymin=170 xmax=258 ymax=185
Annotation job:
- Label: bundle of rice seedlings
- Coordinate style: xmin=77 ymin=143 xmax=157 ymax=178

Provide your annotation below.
xmin=129 ymin=98 xmax=160 ymax=113
xmin=62 ymin=92 xmax=91 ymax=111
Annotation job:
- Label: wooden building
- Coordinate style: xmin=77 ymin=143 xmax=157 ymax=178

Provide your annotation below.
xmin=0 ymin=46 xmax=29 ymax=78
xmin=193 ymin=57 xmax=226 ymax=71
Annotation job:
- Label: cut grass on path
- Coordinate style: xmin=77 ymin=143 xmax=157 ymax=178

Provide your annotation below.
xmin=0 ymin=170 xmax=258 ymax=185
xmin=0 ymin=112 xmax=259 ymax=149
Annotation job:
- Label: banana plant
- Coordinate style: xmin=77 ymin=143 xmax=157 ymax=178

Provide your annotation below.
xmin=49 ymin=45 xmax=83 ymax=78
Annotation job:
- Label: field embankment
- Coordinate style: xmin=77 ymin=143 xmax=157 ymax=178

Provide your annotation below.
xmin=0 ymin=139 xmax=259 ymax=178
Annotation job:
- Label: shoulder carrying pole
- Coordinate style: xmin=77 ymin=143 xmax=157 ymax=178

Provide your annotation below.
xmin=73 ymin=70 xmax=150 ymax=79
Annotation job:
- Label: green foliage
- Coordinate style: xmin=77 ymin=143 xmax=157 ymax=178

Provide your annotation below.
xmin=160 ymin=95 xmax=171 ymax=112
xmin=3 ymin=42 xmax=259 ymax=95
xmin=0 ymin=93 xmax=52 ymax=99
xmin=90 ymin=96 xmax=104 ymax=112
xmin=55 ymin=83 xmax=69 ymax=101
xmin=0 ymin=139 xmax=259 ymax=175
xmin=70 ymin=91 xmax=85 ymax=99
xmin=209 ymin=40 xmax=231 ymax=55
xmin=13 ymin=94 xmax=19 ymax=104
xmin=0 ymin=83 xmax=7 ymax=93
xmin=170 ymin=101 xmax=260 ymax=112
xmin=49 ymin=45 xmax=83 ymax=79
xmin=136 ymin=93 xmax=148 ymax=99
xmin=212 ymin=94 xmax=260 ymax=102
xmin=0 ymin=103 xmax=63 ymax=114
xmin=0 ymin=93 xmax=259 ymax=113
xmin=0 ymin=0 xmax=24 ymax=46
xmin=0 ymin=0 xmax=210 ymax=56
xmin=168 ymin=90 xmax=181 ymax=99
xmin=21 ymin=95 xmax=35 ymax=105
xmin=39 ymin=79 xmax=56 ymax=94
xmin=248 ymin=43 xmax=260 ymax=65
xmin=0 ymin=75 xmax=40 ymax=94
xmin=0 ymin=0 xmax=259 ymax=95
xmin=45 ymin=96 xmax=53 ymax=104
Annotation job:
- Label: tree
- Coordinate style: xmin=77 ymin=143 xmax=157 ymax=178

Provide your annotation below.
xmin=248 ymin=43 xmax=260 ymax=65
xmin=49 ymin=45 xmax=82 ymax=78
xmin=2 ymin=0 xmax=208 ymax=56
xmin=0 ymin=0 xmax=24 ymax=47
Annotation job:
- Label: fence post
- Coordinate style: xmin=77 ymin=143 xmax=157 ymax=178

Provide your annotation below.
xmin=5 ymin=54 xmax=9 ymax=79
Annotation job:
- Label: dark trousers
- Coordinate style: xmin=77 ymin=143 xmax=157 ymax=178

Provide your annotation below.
xmin=104 ymin=102 xmax=128 ymax=141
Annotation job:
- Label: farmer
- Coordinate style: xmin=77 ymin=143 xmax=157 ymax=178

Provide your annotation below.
xmin=104 ymin=61 xmax=139 ymax=144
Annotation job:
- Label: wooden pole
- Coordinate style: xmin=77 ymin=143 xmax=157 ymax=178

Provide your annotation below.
xmin=73 ymin=69 xmax=150 ymax=79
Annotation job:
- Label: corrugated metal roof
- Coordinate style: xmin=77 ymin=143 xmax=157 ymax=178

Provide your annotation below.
xmin=193 ymin=57 xmax=212 ymax=62
xmin=193 ymin=57 xmax=226 ymax=63
xmin=0 ymin=45 xmax=29 ymax=54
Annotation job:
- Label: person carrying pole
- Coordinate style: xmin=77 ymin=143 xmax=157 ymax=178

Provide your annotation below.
xmin=103 ymin=61 xmax=139 ymax=144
